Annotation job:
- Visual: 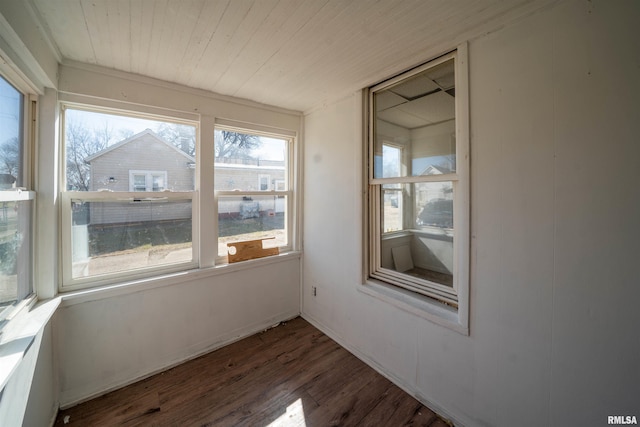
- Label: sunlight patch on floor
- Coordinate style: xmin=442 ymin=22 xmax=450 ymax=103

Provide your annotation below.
xmin=265 ymin=398 xmax=306 ymax=427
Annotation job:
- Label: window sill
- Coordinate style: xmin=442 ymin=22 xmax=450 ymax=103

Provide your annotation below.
xmin=359 ymin=279 xmax=468 ymax=335
xmin=0 ymin=297 xmax=61 ymax=392
xmin=60 ymin=251 xmax=302 ymax=307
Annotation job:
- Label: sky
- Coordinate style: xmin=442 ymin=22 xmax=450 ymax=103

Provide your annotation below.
xmin=0 ymin=76 xmax=21 ymax=145
xmin=66 ymin=108 xmax=285 ymax=161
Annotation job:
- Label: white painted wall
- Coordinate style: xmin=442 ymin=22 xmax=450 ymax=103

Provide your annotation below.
xmin=57 ymin=257 xmax=300 ymax=406
xmin=302 ymin=2 xmax=640 ymax=426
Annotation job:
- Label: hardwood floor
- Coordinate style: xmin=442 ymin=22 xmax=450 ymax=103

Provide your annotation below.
xmin=54 ymin=317 xmax=450 ymax=426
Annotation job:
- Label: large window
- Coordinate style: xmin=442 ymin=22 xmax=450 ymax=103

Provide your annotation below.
xmin=61 ymin=106 xmax=198 ymax=289
xmin=0 ymin=74 xmax=35 ymax=324
xmin=60 ymin=106 xmax=298 ymax=290
xmin=214 ymin=126 xmax=293 ymax=259
xmin=366 ymin=48 xmax=469 ymax=315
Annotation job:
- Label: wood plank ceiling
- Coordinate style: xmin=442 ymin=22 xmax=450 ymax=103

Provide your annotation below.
xmin=30 ymin=0 xmax=547 ymax=112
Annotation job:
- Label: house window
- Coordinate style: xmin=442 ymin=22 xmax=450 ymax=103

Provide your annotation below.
xmin=129 ymin=171 xmax=167 ymax=192
xmin=60 ymin=105 xmax=197 ymax=290
xmin=214 ymin=126 xmax=292 ymax=260
xmin=258 ymin=174 xmax=270 ymax=191
xmin=0 ymin=74 xmax=35 ymax=322
xmin=366 ymin=48 xmax=469 ymax=317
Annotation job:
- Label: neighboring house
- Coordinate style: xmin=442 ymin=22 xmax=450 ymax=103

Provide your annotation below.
xmin=215 ymin=158 xmax=286 ymax=219
xmin=83 ymin=129 xmax=285 ymax=225
xmin=215 ymin=157 xmax=285 ymax=192
xmin=85 ymin=129 xmax=195 ymax=225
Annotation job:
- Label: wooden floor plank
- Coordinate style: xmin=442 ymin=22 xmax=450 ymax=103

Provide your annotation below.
xmin=55 ymin=317 xmax=451 ymax=426
xmin=303 ymin=367 xmax=393 ymax=426
xmin=358 ymin=384 xmax=438 ymax=426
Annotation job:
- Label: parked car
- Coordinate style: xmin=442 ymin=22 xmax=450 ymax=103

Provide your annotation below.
xmin=416 ymin=199 xmax=453 ymax=229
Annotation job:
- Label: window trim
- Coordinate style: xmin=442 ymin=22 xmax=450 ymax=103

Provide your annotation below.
xmin=363 ymin=43 xmax=470 ymax=334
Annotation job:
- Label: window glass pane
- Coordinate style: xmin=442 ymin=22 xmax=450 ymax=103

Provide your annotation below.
xmin=374 ymin=144 xmax=402 ymax=179
xmin=0 ymin=76 xmax=23 ymax=189
xmin=379 ymin=182 xmax=453 ymax=287
xmin=133 ymin=174 xmax=146 ymax=191
xmin=382 ymin=184 xmax=403 ymax=233
xmin=70 ymin=198 xmax=192 ymax=279
xmin=64 ymin=108 xmax=196 ymax=191
xmin=218 ymin=195 xmax=287 ymax=257
xmin=415 ymin=181 xmax=454 ymax=229
xmin=152 ymin=174 xmax=164 ymax=191
xmin=0 ymin=201 xmax=32 ymax=310
xmin=214 ymin=130 xmax=287 ymax=191
xmin=373 ymin=58 xmax=456 ymax=178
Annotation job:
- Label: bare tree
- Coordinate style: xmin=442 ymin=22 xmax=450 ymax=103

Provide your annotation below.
xmin=65 ymin=120 xmax=112 ymax=191
xmin=155 ymin=124 xmax=259 ymax=160
xmin=0 ymin=137 xmax=19 ymax=177
xmin=155 ymin=123 xmax=196 ymax=156
xmin=118 ymin=128 xmax=135 ymax=140
xmin=214 ymin=130 xmax=260 ymax=159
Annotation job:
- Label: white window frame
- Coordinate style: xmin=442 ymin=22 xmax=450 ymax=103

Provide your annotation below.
xmin=59 ymin=102 xmax=199 ymax=291
xmin=0 ymin=72 xmax=37 ymax=322
xmin=214 ymin=122 xmax=295 ymax=264
xmin=129 ymin=170 xmax=168 ymax=192
xmin=364 ymin=45 xmax=470 ymax=334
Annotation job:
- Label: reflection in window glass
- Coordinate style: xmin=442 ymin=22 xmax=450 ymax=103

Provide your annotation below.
xmin=379 ymin=182 xmax=454 ymax=287
xmin=374 ymin=58 xmax=456 ymax=179
xmin=382 ymin=184 xmax=403 ymax=232
xmin=371 ymin=56 xmax=459 ymax=295
xmin=415 ymin=181 xmax=453 ymax=229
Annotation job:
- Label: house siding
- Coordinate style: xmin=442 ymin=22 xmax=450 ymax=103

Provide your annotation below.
xmin=215 ymin=162 xmax=286 ymax=217
xmin=87 ymin=132 xmax=194 ymax=225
